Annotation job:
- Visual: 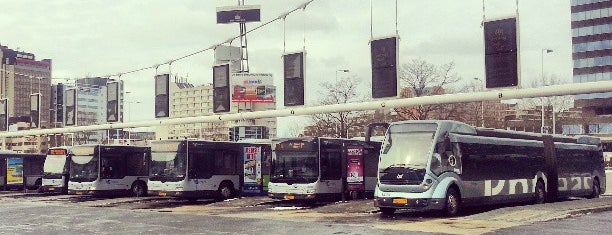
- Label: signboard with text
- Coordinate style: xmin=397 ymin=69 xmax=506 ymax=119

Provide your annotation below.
xmin=216 ymin=5 xmax=261 ymax=24
xmin=484 ymin=17 xmax=519 ymax=88
xmin=155 ymin=74 xmax=170 ymax=118
xmin=213 ymin=64 xmax=231 ymax=113
xmin=283 ymin=52 xmax=305 ymax=106
xmin=371 ymin=36 xmax=398 ymax=98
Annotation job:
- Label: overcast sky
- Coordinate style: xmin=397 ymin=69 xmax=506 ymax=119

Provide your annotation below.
xmin=0 ymin=0 xmax=573 ymax=136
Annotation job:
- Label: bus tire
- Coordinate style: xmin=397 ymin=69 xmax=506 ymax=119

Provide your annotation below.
xmin=534 ymin=180 xmax=546 ymax=204
xmin=588 ymin=178 xmax=600 ymax=199
xmin=379 ymin=207 xmax=396 ymax=216
xmin=131 ymin=181 xmax=147 ymax=197
xmin=443 ymin=187 xmax=461 ymax=217
xmin=217 ymin=182 xmax=234 ymax=201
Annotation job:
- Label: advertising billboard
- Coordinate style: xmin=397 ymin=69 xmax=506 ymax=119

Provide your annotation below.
xmin=283 ymin=52 xmax=305 ymax=106
xmin=65 ymin=89 xmax=77 ymax=126
xmin=155 ymin=74 xmax=170 ymax=118
xmin=30 ymin=93 xmax=41 ymax=129
xmin=243 ymin=146 xmax=262 ymax=194
xmin=0 ymin=98 xmax=7 ymax=131
xmin=216 ymin=5 xmax=261 ymax=24
xmin=346 ymin=146 xmax=365 ymax=191
xmin=213 ymin=64 xmax=231 ymax=113
xmin=107 ymin=81 xmax=119 ymax=122
xmin=7 ymin=157 xmax=23 ymax=185
xmin=371 ymin=36 xmax=398 ymax=98
xmin=484 ymin=17 xmax=519 ymax=88
xmin=230 ymin=73 xmax=275 ymax=103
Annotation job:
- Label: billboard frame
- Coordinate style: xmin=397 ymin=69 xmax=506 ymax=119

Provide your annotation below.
xmin=482 ymin=15 xmax=521 ymax=90
xmin=283 ymin=51 xmax=306 ymax=107
xmin=370 ymin=35 xmax=399 ymax=99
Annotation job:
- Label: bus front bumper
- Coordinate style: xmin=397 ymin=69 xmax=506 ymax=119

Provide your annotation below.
xmin=374 ymin=197 xmax=445 ymax=211
xmin=148 ymin=190 xmax=217 ymax=199
xmin=68 ymin=189 xmax=126 ymax=196
xmin=41 ymin=185 xmax=66 ymax=193
xmin=268 ymin=193 xmax=317 ymax=200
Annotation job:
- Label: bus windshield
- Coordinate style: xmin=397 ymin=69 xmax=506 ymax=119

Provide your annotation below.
xmin=44 ymin=155 xmax=68 ymax=175
xmin=69 ymin=155 xmax=98 ymax=182
xmin=379 ymin=124 xmax=437 ymax=171
xmin=150 ymin=151 xmax=186 ymax=181
xmin=271 ymin=151 xmax=318 ymax=183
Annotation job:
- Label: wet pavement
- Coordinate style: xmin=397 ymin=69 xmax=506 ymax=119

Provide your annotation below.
xmin=0 ymin=191 xmax=611 ymax=234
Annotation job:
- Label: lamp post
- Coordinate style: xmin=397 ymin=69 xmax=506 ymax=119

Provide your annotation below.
xmin=540 ymin=49 xmax=554 ymax=133
xmin=335 ymin=69 xmax=349 ymax=83
xmin=473 ymin=77 xmax=485 ymax=127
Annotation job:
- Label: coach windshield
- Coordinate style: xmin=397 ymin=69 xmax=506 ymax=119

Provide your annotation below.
xmin=378 ymin=123 xmax=438 ymax=171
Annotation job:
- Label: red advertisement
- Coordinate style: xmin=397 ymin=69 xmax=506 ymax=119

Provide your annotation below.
xmin=346 ymin=146 xmax=364 ymax=191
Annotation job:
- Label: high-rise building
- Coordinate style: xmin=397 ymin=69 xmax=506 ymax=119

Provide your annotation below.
xmin=569 ymin=0 xmax=612 ymax=150
xmin=0 ymin=44 xmax=52 ymax=128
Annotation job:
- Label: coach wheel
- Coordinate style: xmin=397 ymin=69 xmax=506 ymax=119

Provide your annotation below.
xmin=217 ymin=182 xmax=234 ymax=201
xmin=444 ymin=187 xmax=460 ymax=217
xmin=131 ymin=182 xmax=147 ymax=197
xmin=380 ymin=207 xmax=396 ymax=216
xmin=534 ymin=180 xmax=546 ymax=204
xmin=588 ymin=179 xmax=600 ymax=199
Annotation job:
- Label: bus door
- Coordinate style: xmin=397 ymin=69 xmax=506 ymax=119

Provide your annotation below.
xmin=320 ymin=144 xmax=343 ymax=194
xmin=0 ymin=157 xmax=6 ymax=188
xmin=100 ymin=151 xmax=127 ymax=188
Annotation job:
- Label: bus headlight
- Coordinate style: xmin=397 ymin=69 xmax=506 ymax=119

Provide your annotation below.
xmin=306 ymin=189 xmax=316 ymax=194
xmin=422 ymin=179 xmax=433 ymax=190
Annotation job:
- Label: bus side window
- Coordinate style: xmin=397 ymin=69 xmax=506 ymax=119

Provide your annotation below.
xmin=214 ymin=150 xmax=237 ymax=175
xmin=321 ymin=151 xmax=341 ymax=180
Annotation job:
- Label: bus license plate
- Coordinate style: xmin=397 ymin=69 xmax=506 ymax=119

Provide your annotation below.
xmin=284 ymin=195 xmax=295 ymax=200
xmin=159 ymin=192 xmax=167 ymax=196
xmin=76 ymin=191 xmax=83 ymax=195
xmin=48 ymin=187 xmax=55 ymax=191
xmin=393 ymin=198 xmax=408 ymax=204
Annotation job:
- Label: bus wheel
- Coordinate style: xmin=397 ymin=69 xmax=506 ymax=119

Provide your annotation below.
xmin=534 ymin=180 xmax=546 ymax=204
xmin=588 ymin=179 xmax=600 ymax=199
xmin=217 ymin=182 xmax=234 ymax=201
xmin=379 ymin=207 xmax=396 ymax=216
xmin=444 ymin=187 xmax=460 ymax=217
xmin=131 ymin=182 xmax=147 ymax=197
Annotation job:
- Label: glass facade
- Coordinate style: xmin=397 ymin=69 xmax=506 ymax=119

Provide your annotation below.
xmin=570 ymin=0 xmax=612 ymax=134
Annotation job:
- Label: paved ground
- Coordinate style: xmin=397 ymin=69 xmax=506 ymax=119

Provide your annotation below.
xmin=1 ymin=189 xmax=611 ymax=234
xmin=492 ymin=211 xmax=612 ymax=235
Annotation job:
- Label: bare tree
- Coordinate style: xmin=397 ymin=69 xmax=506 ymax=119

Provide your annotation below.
xmin=521 ymin=74 xmax=574 ymax=133
xmin=309 ymin=76 xmax=367 ymax=138
xmin=394 ymin=59 xmax=462 ymax=120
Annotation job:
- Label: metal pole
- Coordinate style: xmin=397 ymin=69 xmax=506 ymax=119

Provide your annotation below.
xmin=541 ymin=49 xmax=545 ymax=133
xmin=2 ymin=81 xmax=612 ymax=138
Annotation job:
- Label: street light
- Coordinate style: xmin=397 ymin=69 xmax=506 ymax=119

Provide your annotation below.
xmin=541 ymin=49 xmax=554 ymax=134
xmin=335 ymin=69 xmax=349 ymax=83
xmin=473 ymin=77 xmax=485 ymax=127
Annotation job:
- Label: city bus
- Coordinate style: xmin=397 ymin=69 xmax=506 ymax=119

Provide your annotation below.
xmin=267 ymin=137 xmax=381 ymax=201
xmin=147 ymin=139 xmax=271 ymax=200
xmin=373 ymin=120 xmax=606 ymax=216
xmin=68 ymin=145 xmax=150 ymax=197
xmin=41 ymin=147 xmax=71 ymax=194
xmin=0 ymin=151 xmax=45 ymax=190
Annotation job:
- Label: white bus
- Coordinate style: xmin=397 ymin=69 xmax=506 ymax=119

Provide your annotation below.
xmin=373 ymin=120 xmax=606 ymax=216
xmin=147 ymin=139 xmax=271 ymax=200
xmin=41 ymin=147 xmax=71 ymax=194
xmin=267 ymin=137 xmax=381 ymax=201
xmin=68 ymin=145 xmax=150 ymax=197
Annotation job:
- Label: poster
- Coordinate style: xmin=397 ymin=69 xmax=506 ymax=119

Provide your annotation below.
xmin=346 ymin=146 xmax=364 ymax=191
xmin=231 ymin=73 xmax=275 ymax=103
xmin=243 ymin=146 xmax=262 ymax=194
xmin=7 ymin=157 xmax=24 ymax=185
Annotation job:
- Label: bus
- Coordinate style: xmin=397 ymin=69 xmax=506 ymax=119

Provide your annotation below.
xmin=373 ymin=120 xmax=606 ymax=216
xmin=68 ymin=145 xmax=150 ymax=197
xmin=147 ymin=139 xmax=271 ymax=200
xmin=41 ymin=147 xmax=71 ymax=194
xmin=267 ymin=137 xmax=381 ymax=201
xmin=0 ymin=151 xmax=45 ymax=190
